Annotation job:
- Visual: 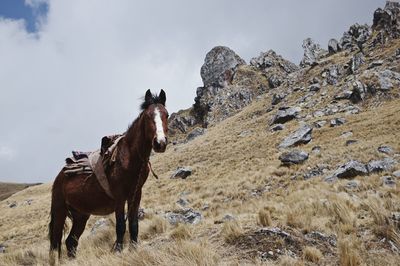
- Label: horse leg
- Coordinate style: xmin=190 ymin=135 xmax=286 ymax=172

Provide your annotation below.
xmin=65 ymin=211 xmax=89 ymax=258
xmin=128 ymin=189 xmax=142 ymax=245
xmin=113 ymin=204 xmax=126 ymax=252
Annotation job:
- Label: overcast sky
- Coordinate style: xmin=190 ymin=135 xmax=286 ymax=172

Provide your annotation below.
xmin=0 ymin=0 xmax=384 ymax=183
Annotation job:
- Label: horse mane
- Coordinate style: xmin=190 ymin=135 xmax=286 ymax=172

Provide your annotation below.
xmin=140 ymin=93 xmax=165 ymax=110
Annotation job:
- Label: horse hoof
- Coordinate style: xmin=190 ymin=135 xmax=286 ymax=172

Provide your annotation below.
xmin=113 ymin=243 xmax=123 ymax=253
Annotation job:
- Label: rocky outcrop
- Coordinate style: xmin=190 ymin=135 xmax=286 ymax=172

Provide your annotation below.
xmin=328 ymin=38 xmax=341 ymax=54
xmin=373 ymin=1 xmax=400 ymax=38
xmin=250 ymin=50 xmax=298 ymax=76
xmin=340 ymin=23 xmax=371 ymax=51
xmin=279 ymin=150 xmax=309 ymax=165
xmin=300 ymin=38 xmax=327 ymax=67
xmin=200 ymin=46 xmax=246 ymax=88
xmin=279 ymin=124 xmax=313 ymax=148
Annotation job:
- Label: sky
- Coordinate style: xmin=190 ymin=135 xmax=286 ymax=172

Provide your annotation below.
xmin=0 ymin=0 xmax=385 ymax=183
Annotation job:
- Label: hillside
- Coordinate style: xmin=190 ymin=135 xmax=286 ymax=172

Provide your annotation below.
xmin=0 ymin=182 xmax=41 ymax=201
xmin=1 ymin=2 xmax=400 ymax=265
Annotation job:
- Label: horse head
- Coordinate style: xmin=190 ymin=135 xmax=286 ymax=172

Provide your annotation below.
xmin=141 ymin=89 xmax=169 ymax=153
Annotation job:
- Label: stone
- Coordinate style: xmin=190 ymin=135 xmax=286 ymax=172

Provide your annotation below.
xmin=138 ymin=208 xmax=145 ymax=220
xmin=270 ymin=124 xmax=285 ymax=131
xmin=271 ymin=107 xmax=301 ymax=124
xmin=312 ymin=146 xmax=321 ymax=154
xmin=0 ymin=244 xmax=5 ymax=253
xmin=279 ymin=124 xmax=313 ymax=148
xmin=350 ymin=80 xmax=367 ymax=103
xmin=268 ymin=74 xmax=283 ymax=88
xmin=341 ymin=131 xmax=353 ymax=138
xmin=300 ymin=38 xmax=327 ymax=67
xmin=8 ymin=202 xmax=17 ymax=208
xmin=368 ymin=60 xmax=384 ymax=69
xmin=367 ymin=158 xmax=397 ymax=173
xmin=393 ymin=170 xmax=400 ymax=178
xmin=304 ymin=165 xmax=326 ymax=179
xmin=200 ymin=46 xmax=245 ymax=88
xmin=186 ymin=127 xmax=205 ymax=141
xmin=345 ymin=140 xmax=358 ymax=146
xmin=392 ymin=212 xmax=400 ymax=222
xmin=168 ymin=113 xmax=196 ymax=134
xmin=326 ymin=65 xmax=341 ymax=85
xmin=373 ymin=1 xmax=400 ymax=38
xmin=177 ymin=198 xmax=190 ymax=207
xmin=271 ymin=93 xmax=286 ymax=105
xmin=250 ymin=49 xmax=298 ymax=74
xmin=350 ymin=52 xmax=365 ymax=73
xmin=165 ymin=208 xmax=202 ymax=225
xmin=171 ymin=167 xmax=192 ymax=179
xmin=305 ymin=231 xmax=337 ymax=247
xmin=222 ymin=214 xmax=235 ymax=221
xmin=330 ymin=118 xmax=346 ymax=127
xmin=340 ymin=23 xmax=371 ymax=51
xmin=327 ymin=160 xmax=368 ymax=180
xmin=239 ymin=130 xmax=253 ymax=137
xmin=376 ymin=70 xmax=400 ymax=90
xmin=381 ymin=176 xmax=396 ymax=187
xmin=308 ymin=83 xmax=321 ymax=91
xmin=328 ymin=38 xmax=341 ymax=54
xmin=345 ymin=180 xmax=360 ymax=190
xmin=378 ymin=145 xmax=393 ymax=154
xmin=314 ymin=120 xmax=327 ymax=128
xmin=90 ymin=218 xmax=109 ymax=234
xmin=279 ymin=150 xmax=309 ymax=165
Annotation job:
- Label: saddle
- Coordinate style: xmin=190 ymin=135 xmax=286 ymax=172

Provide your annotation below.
xmin=63 ymin=134 xmax=124 ymax=199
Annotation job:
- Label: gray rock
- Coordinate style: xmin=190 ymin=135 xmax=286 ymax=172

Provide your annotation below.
xmin=270 ymin=124 xmax=285 ymax=131
xmin=271 ymin=92 xmax=286 ymax=105
xmin=305 ymin=231 xmax=337 ymax=247
xmin=279 ymin=124 xmax=313 ymax=148
xmin=328 ymin=160 xmax=368 ymax=180
xmin=341 ymin=131 xmax=353 ymax=138
xmin=326 ymin=65 xmax=341 ymax=85
xmin=312 ymin=146 xmax=321 ymax=154
xmin=300 ymin=38 xmax=327 ymax=67
xmin=378 ymin=145 xmax=393 ymax=154
xmin=367 ymin=158 xmax=397 ymax=173
xmin=345 ymin=140 xmax=358 ymax=146
xmin=250 ymin=50 xmax=298 ymax=73
xmin=381 ymin=176 xmax=396 ymax=187
xmin=239 ymin=130 xmax=253 ymax=137
xmin=171 ymin=167 xmax=192 ymax=179
xmin=345 ymin=180 xmax=360 ymax=190
xmin=304 ymin=165 xmax=327 ymax=179
xmin=0 ymin=244 xmax=5 ymax=253
xmin=350 ymin=52 xmax=365 ymax=73
xmin=257 ymin=227 xmax=291 ymax=239
xmin=373 ymin=1 xmax=400 ymax=38
xmin=138 ymin=208 xmax=145 ymax=220
xmin=91 ymin=218 xmax=109 ymax=234
xmin=314 ymin=120 xmax=327 ymax=128
xmin=168 ymin=113 xmax=196 ymax=134
xmin=330 ymin=118 xmax=346 ymax=127
xmin=328 ymin=38 xmax=341 ymax=54
xmin=279 ymin=150 xmax=309 ymax=165
xmin=350 ymin=80 xmax=367 ymax=103
xmin=368 ymin=60 xmax=384 ymax=69
xmin=268 ymin=74 xmax=283 ymax=88
xmin=222 ymin=214 xmax=235 ymax=221
xmin=392 ymin=212 xmax=400 ymax=222
xmin=165 ymin=208 xmax=202 ymax=225
xmin=393 ymin=170 xmax=400 ymax=178
xmin=308 ymin=83 xmax=321 ymax=91
xmin=376 ymin=70 xmax=400 ymax=90
xmin=200 ymin=46 xmax=245 ymax=88
xmin=271 ymin=107 xmax=301 ymax=124
xmin=8 ymin=202 xmax=17 ymax=208
xmin=177 ymin=198 xmax=190 ymax=207
xmin=186 ymin=127 xmax=205 ymax=141
xmin=340 ymin=23 xmax=371 ymax=51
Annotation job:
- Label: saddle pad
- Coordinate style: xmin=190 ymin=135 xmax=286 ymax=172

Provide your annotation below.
xmin=88 ymin=150 xmax=114 ymax=199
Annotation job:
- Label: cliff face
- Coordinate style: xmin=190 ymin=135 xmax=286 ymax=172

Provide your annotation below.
xmin=169 ymin=1 xmax=400 ymax=144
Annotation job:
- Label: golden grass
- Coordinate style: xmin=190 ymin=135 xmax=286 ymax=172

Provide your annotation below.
xmin=303 ymin=246 xmax=323 ymax=263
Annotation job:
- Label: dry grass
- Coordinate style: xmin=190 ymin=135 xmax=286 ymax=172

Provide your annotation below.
xmin=169 ymin=224 xmax=192 ymax=240
xmin=303 ymin=246 xmax=323 ymax=263
xmin=221 ymin=221 xmax=243 ymax=243
xmin=338 ymin=237 xmax=362 ymax=266
xmin=257 ymin=209 xmax=272 ymax=227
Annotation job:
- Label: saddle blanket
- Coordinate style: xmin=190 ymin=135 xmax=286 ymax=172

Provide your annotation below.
xmin=63 ymin=134 xmax=124 ymax=199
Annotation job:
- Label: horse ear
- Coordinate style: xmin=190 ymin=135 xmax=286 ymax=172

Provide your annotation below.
xmin=145 ymin=89 xmax=152 ymax=103
xmin=159 ymin=89 xmax=166 ymax=106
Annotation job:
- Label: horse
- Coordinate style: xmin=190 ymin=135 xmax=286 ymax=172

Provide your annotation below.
xmin=48 ymin=89 xmax=168 ymax=264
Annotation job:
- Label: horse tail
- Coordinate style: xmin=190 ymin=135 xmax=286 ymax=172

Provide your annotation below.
xmin=48 ymin=171 xmax=67 ymax=264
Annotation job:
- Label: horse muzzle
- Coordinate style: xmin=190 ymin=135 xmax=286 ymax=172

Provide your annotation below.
xmin=153 ymin=137 xmax=167 ymax=153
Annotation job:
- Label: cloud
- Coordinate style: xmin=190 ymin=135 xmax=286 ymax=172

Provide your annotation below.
xmin=0 ymin=0 xmax=383 ymax=182
xmin=0 ymin=146 xmax=17 ymax=160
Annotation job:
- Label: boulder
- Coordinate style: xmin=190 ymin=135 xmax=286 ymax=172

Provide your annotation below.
xmin=200 ymin=46 xmax=245 ymax=88
xmin=325 ymin=65 xmax=341 ymax=85
xmin=314 ymin=120 xmax=327 ymax=128
xmin=308 ymin=83 xmax=321 ymax=91
xmin=381 ymin=175 xmax=396 ymax=187
xmin=350 ymin=80 xmax=367 ymax=103
xmin=271 ymin=92 xmax=286 ymax=105
xmin=328 ymin=38 xmax=341 ymax=54
xmin=279 ymin=124 xmax=313 ymax=148
xmin=165 ymin=208 xmax=202 ymax=225
xmin=340 ymin=23 xmax=371 ymax=51
xmin=300 ymin=38 xmax=327 ymax=67
xmin=171 ymin=167 xmax=192 ymax=179
xmin=279 ymin=150 xmax=309 ymax=165
xmin=168 ymin=112 xmax=196 ymax=134
xmin=325 ymin=160 xmax=368 ymax=181
xmin=271 ymin=107 xmax=301 ymax=124
xmin=177 ymin=198 xmax=190 ymax=207
xmin=350 ymin=52 xmax=365 ymax=74
xmin=250 ymin=49 xmax=298 ymax=74
xmin=270 ymin=124 xmax=285 ymax=131
xmin=378 ymin=145 xmax=393 ymax=154
xmin=330 ymin=118 xmax=346 ymax=127
xmin=393 ymin=170 xmax=400 ymax=178
xmin=186 ymin=127 xmax=206 ymax=141
xmin=367 ymin=158 xmax=397 ymax=173
xmin=268 ymin=74 xmax=283 ymax=88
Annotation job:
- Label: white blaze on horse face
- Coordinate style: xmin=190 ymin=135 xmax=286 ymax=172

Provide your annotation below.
xmin=154 ymin=107 xmax=166 ymax=143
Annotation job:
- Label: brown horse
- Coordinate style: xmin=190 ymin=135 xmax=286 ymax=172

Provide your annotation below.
xmin=48 ymin=89 xmax=168 ymax=263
